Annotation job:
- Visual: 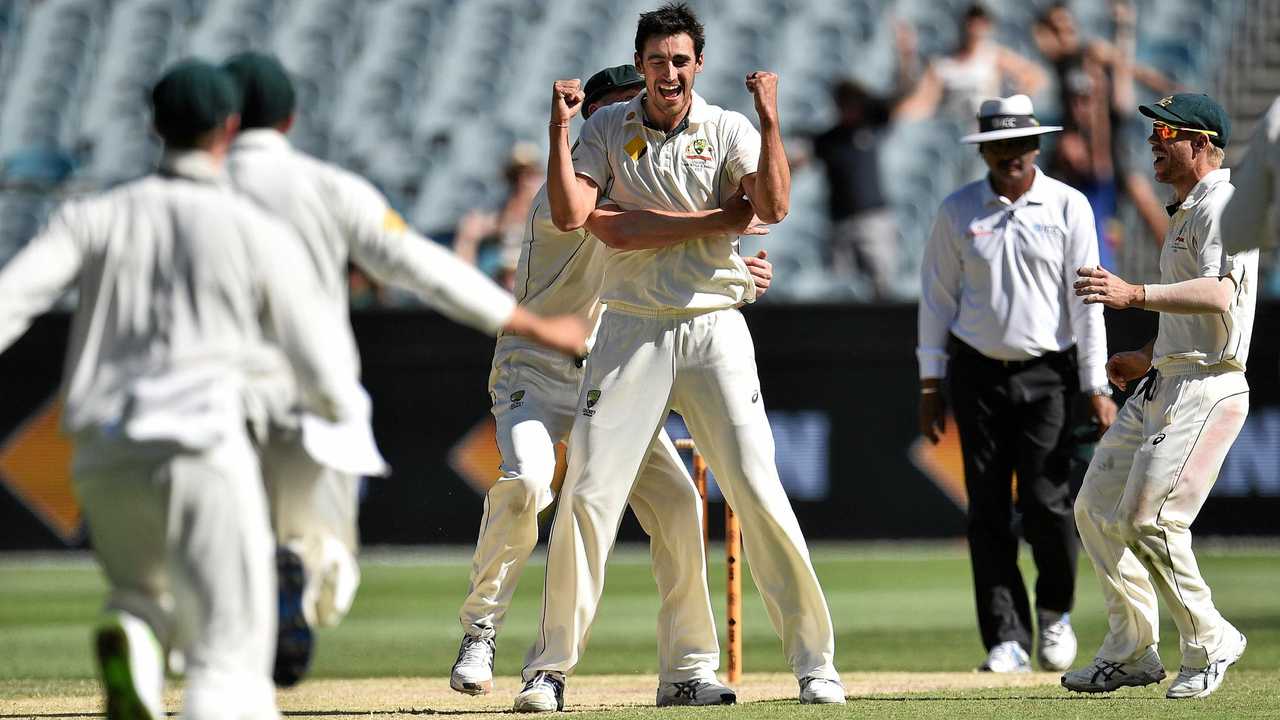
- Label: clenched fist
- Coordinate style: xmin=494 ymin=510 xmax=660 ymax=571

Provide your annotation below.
xmin=744 ymin=71 xmax=779 ymax=121
xmin=551 ymin=79 xmax=585 ymax=125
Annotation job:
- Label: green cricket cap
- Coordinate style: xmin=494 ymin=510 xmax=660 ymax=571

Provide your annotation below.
xmin=1139 ymin=93 xmax=1230 ymax=148
xmin=223 ymin=51 xmax=296 ymax=130
xmin=582 ymin=65 xmax=645 ymax=118
xmin=151 ymin=59 xmax=241 ymax=148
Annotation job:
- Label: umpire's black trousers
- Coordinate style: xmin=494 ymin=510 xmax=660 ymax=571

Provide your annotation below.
xmin=948 ymin=338 xmax=1080 ymax=654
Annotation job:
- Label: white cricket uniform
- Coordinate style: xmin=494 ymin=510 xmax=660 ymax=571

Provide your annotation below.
xmin=460 ymin=186 xmax=720 ymax=682
xmin=523 ymin=92 xmax=839 ymax=683
xmin=0 ymin=150 xmax=366 ymax=719
xmin=1075 ymin=169 xmax=1258 ymax=669
xmin=227 ymin=129 xmax=516 ymax=626
xmin=1222 ymin=97 xmax=1279 ymax=253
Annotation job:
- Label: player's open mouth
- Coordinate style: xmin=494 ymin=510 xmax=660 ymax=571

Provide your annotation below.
xmin=1152 ymin=149 xmax=1167 ymax=170
xmin=658 ymin=84 xmax=682 ymax=101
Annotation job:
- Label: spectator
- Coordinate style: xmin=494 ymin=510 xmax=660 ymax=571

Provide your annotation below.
xmin=901 ymin=3 xmax=1048 ymax=181
xmin=454 ymin=143 xmax=545 ymax=290
xmin=807 ymin=24 xmax=920 ymax=299
xmin=1034 ymin=1 xmax=1176 ymax=255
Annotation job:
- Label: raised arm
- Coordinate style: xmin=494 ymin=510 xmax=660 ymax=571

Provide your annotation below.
xmin=0 ymin=203 xmax=85 ymax=354
xmin=1221 ymin=98 xmax=1279 ymax=253
xmin=584 ymin=193 xmax=767 ymax=251
xmin=740 ymin=71 xmax=789 ymax=223
xmin=547 ymin=79 xmax=601 ymax=231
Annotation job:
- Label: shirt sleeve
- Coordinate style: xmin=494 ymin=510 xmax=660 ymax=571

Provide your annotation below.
xmin=1195 ymin=184 xmax=1235 ymax=278
xmin=722 ymin=112 xmax=762 ymax=191
xmin=916 ymin=201 xmax=962 ymax=379
xmin=570 ymin=112 xmax=612 ymax=190
xmin=336 ymin=171 xmax=517 ymax=335
xmin=1061 ymin=192 xmax=1108 ymax=390
xmin=0 ymin=201 xmax=86 ymax=353
xmin=1221 ymin=98 xmax=1279 ymax=253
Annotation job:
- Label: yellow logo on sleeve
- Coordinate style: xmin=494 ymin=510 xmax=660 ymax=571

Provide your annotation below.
xmin=383 ymin=208 xmax=408 ymax=234
xmin=624 ymin=134 xmax=646 ymax=162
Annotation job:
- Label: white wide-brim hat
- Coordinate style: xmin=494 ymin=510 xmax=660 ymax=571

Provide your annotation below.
xmin=960 ymin=94 xmax=1063 ymax=144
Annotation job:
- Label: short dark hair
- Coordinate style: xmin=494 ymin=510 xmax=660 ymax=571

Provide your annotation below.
xmin=964 ymin=3 xmax=990 ymax=21
xmin=635 ymin=2 xmax=705 ymax=58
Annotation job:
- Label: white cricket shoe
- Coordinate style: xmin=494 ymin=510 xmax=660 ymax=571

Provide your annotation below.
xmin=1037 ymin=613 xmax=1078 ymax=671
xmin=1061 ymin=647 xmax=1167 ymax=693
xmin=798 ymin=676 xmax=846 ymax=704
xmin=979 ymin=640 xmax=1032 ymax=673
xmin=1166 ymin=631 xmax=1246 ymax=699
xmin=513 ymin=671 xmax=565 ymax=713
xmin=94 ymin=611 xmax=164 ymax=720
xmin=656 ymin=678 xmax=737 ymax=706
xmin=449 ymin=635 xmax=495 ymax=695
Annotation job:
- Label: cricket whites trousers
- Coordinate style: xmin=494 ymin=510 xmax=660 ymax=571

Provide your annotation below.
xmin=262 ymin=433 xmax=361 ymax=628
xmin=523 ymin=307 xmax=838 ymax=682
xmin=461 ymin=341 xmax=720 ymax=682
xmin=74 ymin=430 xmax=278 ymax=719
xmin=1075 ymin=365 xmax=1248 ymax=669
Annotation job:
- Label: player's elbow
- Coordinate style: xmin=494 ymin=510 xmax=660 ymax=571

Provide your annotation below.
xmin=551 ymin=211 xmax=586 ymax=233
xmin=756 ymin=202 xmax=788 ymax=225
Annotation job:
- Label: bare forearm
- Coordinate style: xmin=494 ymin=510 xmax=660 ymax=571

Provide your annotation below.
xmin=752 ymin=118 xmax=790 ymax=223
xmin=586 ymin=207 xmax=731 ymax=250
xmin=1141 ymin=277 xmax=1234 ymax=314
xmin=547 ymin=126 xmax=591 ymax=231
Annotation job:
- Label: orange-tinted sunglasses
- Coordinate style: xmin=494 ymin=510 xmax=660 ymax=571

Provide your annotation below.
xmin=1152 ymin=120 xmax=1219 ymax=142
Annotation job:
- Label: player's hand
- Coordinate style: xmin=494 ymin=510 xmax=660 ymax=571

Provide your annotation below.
xmin=551 ymin=79 xmax=585 ymax=125
xmin=744 ymin=71 xmax=779 ymax=121
xmin=745 ymin=250 xmax=773 ymax=297
xmin=1088 ymin=394 xmax=1118 ymax=437
xmin=1075 ymin=265 xmax=1143 ymax=309
xmin=505 ymin=307 xmax=589 ymax=358
xmin=919 ymin=383 xmax=946 ymax=444
xmin=1106 ymin=350 xmax=1152 ymax=391
xmin=721 ymin=192 xmax=770 ymax=236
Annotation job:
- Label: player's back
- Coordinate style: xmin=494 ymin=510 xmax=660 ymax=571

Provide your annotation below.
xmin=509 ymin=185 xmax=605 ymax=323
xmin=50 ymin=153 xmax=303 ymax=446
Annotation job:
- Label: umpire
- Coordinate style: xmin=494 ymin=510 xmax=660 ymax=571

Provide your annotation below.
xmin=917 ymin=95 xmax=1116 ymax=674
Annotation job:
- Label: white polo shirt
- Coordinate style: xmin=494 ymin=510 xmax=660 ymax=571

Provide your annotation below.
xmin=571 ymin=91 xmax=761 ymax=313
xmin=1152 ymin=168 xmax=1258 ymax=372
xmin=917 ymin=166 xmax=1109 ymax=391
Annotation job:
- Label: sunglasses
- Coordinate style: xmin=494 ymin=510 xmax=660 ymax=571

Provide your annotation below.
xmin=1152 ymin=121 xmax=1219 ymax=142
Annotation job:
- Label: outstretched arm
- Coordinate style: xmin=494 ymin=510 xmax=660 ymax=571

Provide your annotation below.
xmin=0 ymin=204 xmax=84 ymax=354
xmin=1074 ymin=265 xmax=1235 ymax=314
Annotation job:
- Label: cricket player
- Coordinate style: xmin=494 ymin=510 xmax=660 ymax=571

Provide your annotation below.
xmin=514 ymin=4 xmax=844 ymax=711
xmin=1221 ymin=95 xmax=1279 ymax=252
xmin=220 ymin=52 xmax=589 ymax=687
xmin=451 ymin=63 xmax=773 ymax=706
xmin=0 ymin=60 xmax=368 ymax=720
xmin=1063 ymin=93 xmax=1256 ymax=699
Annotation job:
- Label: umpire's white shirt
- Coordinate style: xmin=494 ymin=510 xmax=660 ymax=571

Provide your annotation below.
xmin=0 ymin=150 xmax=363 ymax=452
xmin=917 ymin=166 xmax=1108 ymax=390
xmin=1152 ymin=168 xmax=1258 ymax=372
xmin=571 ymin=91 xmax=760 ymax=313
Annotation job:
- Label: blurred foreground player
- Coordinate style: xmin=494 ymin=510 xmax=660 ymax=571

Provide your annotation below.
xmin=1065 ymin=94 xmax=1255 ymax=699
xmin=1221 ymin=96 xmax=1279 ymax=253
xmin=221 ymin=52 xmax=589 ymax=686
xmin=917 ymin=94 xmax=1114 ymax=674
xmin=451 ymin=63 xmax=772 ymax=706
xmin=517 ymin=4 xmax=845 ymax=711
xmin=0 ymin=61 xmax=373 ymax=720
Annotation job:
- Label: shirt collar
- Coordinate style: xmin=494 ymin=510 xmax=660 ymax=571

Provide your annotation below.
xmin=158 ymin=149 xmax=227 ymax=184
xmin=624 ymin=90 xmax=711 ymax=134
xmin=981 ymin=165 xmax=1048 ymax=208
xmin=1167 ymin=167 xmax=1231 ymax=215
xmin=229 ymin=127 xmax=292 ymax=153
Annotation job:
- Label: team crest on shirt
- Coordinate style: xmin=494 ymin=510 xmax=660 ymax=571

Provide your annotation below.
xmin=582 ymin=389 xmax=601 ymax=416
xmin=1171 ymin=236 xmax=1188 ymax=251
xmin=684 ymin=137 xmax=715 ymax=169
xmin=509 ymin=390 xmax=526 ymax=409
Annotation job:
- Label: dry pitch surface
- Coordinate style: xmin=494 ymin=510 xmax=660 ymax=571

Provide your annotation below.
xmin=1 ymin=671 xmax=1061 ymax=718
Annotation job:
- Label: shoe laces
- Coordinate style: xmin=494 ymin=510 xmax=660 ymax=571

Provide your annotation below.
xmin=800 ymin=676 xmax=835 ymax=692
xmin=1042 ymin=619 xmax=1070 ymax=645
xmin=526 ymin=671 xmax=564 ymax=694
xmin=458 ymin=636 xmax=494 ymax=666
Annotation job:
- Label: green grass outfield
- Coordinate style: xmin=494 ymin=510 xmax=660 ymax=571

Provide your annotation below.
xmin=2 ymin=541 xmax=1278 ymax=718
